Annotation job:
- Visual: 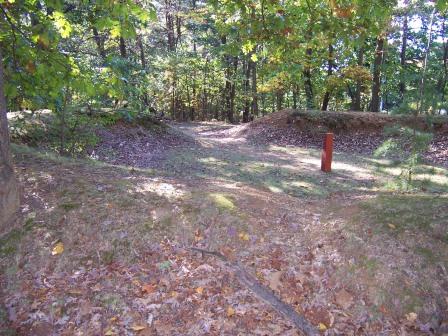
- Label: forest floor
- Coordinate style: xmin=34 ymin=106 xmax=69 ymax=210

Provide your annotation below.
xmin=1 ymin=120 xmax=448 ymax=335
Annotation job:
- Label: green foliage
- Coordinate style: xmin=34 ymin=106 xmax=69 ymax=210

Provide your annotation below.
xmin=375 ymin=126 xmax=433 ymax=190
xmin=9 ymin=109 xmax=127 ymax=155
xmin=2 ymin=0 xmax=447 ymax=129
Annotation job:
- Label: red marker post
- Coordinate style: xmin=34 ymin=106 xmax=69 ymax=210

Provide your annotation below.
xmin=321 ymin=132 xmax=333 ymax=173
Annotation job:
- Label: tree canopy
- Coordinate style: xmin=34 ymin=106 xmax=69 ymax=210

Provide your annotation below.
xmin=1 ymin=0 xmax=447 ymax=122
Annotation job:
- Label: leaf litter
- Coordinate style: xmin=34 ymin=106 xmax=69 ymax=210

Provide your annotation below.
xmin=2 ymin=121 xmax=448 ymax=335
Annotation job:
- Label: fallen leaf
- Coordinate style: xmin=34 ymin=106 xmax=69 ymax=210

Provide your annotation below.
xmin=335 ymin=289 xmax=353 ymax=309
xmin=318 ymin=323 xmax=327 ymax=331
xmin=194 ymin=229 xmax=203 ymax=242
xmin=142 ymin=284 xmax=157 ymax=294
xmin=388 ymin=223 xmax=396 ymax=229
xmin=266 ymin=271 xmax=283 ymax=291
xmin=51 ymin=242 xmax=64 ymax=255
xmin=238 ymin=232 xmax=249 ymax=241
xmin=105 ymin=329 xmax=115 ymax=336
xmin=227 ymin=306 xmax=235 ymax=317
xmin=196 ymin=287 xmax=204 ymax=295
xmin=406 ymin=312 xmax=418 ymax=323
xmin=131 ymin=325 xmax=146 ymax=331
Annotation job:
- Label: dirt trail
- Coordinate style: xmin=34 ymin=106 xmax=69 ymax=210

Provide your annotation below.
xmin=2 ymin=122 xmax=447 ymax=335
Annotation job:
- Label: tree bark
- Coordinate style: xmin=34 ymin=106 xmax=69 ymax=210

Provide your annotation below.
xmin=243 ymin=58 xmax=251 ymax=123
xmin=165 ymin=0 xmax=176 ymax=52
xmin=293 ymin=85 xmax=298 ymax=109
xmin=321 ymin=44 xmax=334 ymax=111
xmin=229 ymin=57 xmax=238 ymax=123
xmin=352 ymin=45 xmax=364 ymax=111
xmin=137 ymin=35 xmax=149 ymax=108
xmin=399 ymin=2 xmax=409 ymax=101
xmin=418 ymin=7 xmax=436 ymax=114
xmin=0 ymin=46 xmax=20 ymax=230
xmin=92 ymin=27 xmax=107 ymax=60
xmin=370 ymin=36 xmax=385 ymax=112
xmin=250 ymin=58 xmax=258 ymax=118
xmin=276 ymin=91 xmax=283 ymax=111
xmin=438 ymin=15 xmax=448 ymax=109
xmin=119 ymin=36 xmax=127 ymax=58
xmin=303 ymin=27 xmax=315 ymax=109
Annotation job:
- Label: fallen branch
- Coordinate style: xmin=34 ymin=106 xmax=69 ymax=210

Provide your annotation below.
xmin=190 ymin=247 xmax=319 ymax=336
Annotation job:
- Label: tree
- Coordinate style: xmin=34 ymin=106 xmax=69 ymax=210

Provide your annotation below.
xmin=370 ymin=35 xmax=385 ymax=112
xmin=0 ymin=46 xmax=20 ymax=230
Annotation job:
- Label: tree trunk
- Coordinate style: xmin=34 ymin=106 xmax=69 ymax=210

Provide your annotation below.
xmin=243 ymin=58 xmax=251 ymax=123
xmin=321 ymin=44 xmax=334 ymax=111
xmin=224 ymin=55 xmax=237 ymax=123
xmin=438 ymin=15 xmax=448 ymax=109
xmin=229 ymin=57 xmax=238 ymax=123
xmin=119 ymin=36 xmax=127 ymax=58
xmin=293 ymin=86 xmax=298 ymax=109
xmin=250 ymin=59 xmax=258 ymax=118
xmin=399 ymin=3 xmax=409 ymax=101
xmin=370 ymin=36 xmax=385 ymax=112
xmin=276 ymin=91 xmax=283 ymax=111
xmin=165 ymin=0 xmax=176 ymax=52
xmin=0 ymin=47 xmax=20 ymax=230
xmin=303 ymin=27 xmax=315 ymax=109
xmin=352 ymin=45 xmax=364 ymax=111
xmin=418 ymin=8 xmax=436 ymax=114
xmin=92 ymin=27 xmax=107 ymax=60
xmin=137 ymin=35 xmax=149 ymax=108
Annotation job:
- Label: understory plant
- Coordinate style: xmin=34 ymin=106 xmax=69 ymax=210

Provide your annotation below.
xmin=374 ymin=125 xmax=433 ymax=190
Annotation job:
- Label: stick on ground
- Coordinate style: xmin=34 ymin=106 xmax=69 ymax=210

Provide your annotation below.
xmin=190 ymin=247 xmax=319 ymax=336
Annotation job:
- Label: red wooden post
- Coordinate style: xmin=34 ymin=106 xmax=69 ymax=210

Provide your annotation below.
xmin=321 ymin=132 xmax=333 ymax=172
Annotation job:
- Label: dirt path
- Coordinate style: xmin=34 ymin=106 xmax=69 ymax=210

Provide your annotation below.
xmin=2 ymin=122 xmax=448 ymax=335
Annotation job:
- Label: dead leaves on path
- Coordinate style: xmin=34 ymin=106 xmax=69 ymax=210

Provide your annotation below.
xmin=4 ymin=238 xmax=440 ymax=335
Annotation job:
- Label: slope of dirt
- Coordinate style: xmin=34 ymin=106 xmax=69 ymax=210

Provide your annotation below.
xmin=238 ymin=110 xmax=448 ymax=167
xmin=92 ymin=121 xmax=197 ymax=168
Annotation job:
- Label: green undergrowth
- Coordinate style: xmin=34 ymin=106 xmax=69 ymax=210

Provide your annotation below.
xmin=9 ymin=109 xmax=167 ymax=156
xmin=360 ymin=194 xmax=448 ymax=240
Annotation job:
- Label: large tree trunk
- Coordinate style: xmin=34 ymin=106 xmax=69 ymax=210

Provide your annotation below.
xmin=0 ymin=47 xmax=20 ymax=230
xmin=370 ymin=36 xmax=385 ymax=112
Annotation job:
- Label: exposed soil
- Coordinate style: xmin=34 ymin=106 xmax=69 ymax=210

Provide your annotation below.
xmin=1 ymin=120 xmax=448 ymax=335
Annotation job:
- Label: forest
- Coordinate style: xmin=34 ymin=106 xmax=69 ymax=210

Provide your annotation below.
xmin=1 ymin=0 xmax=448 ymax=122
xmin=1 ymin=0 xmax=448 ymax=335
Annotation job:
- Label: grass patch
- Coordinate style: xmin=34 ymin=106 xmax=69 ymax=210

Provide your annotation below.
xmin=360 ymin=194 xmax=448 ymax=237
xmin=0 ymin=218 xmax=36 ymax=257
xmin=210 ymin=193 xmax=236 ymax=212
xmin=59 ymin=202 xmax=81 ymax=211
